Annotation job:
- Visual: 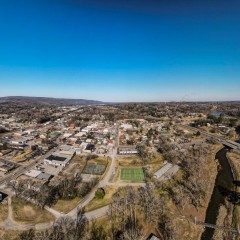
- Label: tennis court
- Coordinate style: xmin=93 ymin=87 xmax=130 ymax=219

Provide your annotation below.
xmin=82 ymin=164 xmax=106 ymax=175
xmin=120 ymin=168 xmax=145 ymax=181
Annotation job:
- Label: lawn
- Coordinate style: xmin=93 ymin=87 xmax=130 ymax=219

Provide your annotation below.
xmin=85 ymin=186 xmax=117 ymax=212
xmin=0 ymin=229 xmax=22 ymax=240
xmin=12 ymin=197 xmax=55 ymax=224
xmin=52 ymin=197 xmax=82 ymax=214
xmin=0 ymin=202 xmax=8 ymax=222
xmin=117 ymin=155 xmax=142 ymax=167
xmin=120 ymin=168 xmax=145 ymax=181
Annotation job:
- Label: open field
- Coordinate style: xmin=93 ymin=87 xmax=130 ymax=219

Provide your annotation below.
xmin=0 ymin=202 xmax=8 ymax=222
xmin=117 ymin=152 xmax=163 ymax=166
xmin=0 ymin=229 xmax=22 ymax=240
xmin=61 ymin=155 xmax=86 ymax=177
xmin=12 ymin=197 xmax=55 ymax=224
xmin=53 ymin=197 xmax=82 ymax=214
xmin=117 ymin=155 xmax=142 ymax=167
xmin=120 ymin=167 xmax=144 ymax=181
xmin=85 ymin=186 xmax=118 ymax=212
xmin=174 ymin=217 xmax=204 ymax=240
xmin=87 ymin=156 xmax=109 ymax=165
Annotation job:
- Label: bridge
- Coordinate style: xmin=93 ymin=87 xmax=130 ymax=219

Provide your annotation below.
xmin=180 ymin=125 xmax=240 ymax=152
xmin=177 ymin=214 xmax=240 ymax=234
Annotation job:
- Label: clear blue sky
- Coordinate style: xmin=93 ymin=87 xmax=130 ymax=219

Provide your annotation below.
xmin=0 ymin=0 xmax=240 ymax=102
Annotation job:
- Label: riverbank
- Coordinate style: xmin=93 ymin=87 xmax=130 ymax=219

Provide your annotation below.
xmin=172 ymin=144 xmax=220 ymax=240
xmin=227 ymin=150 xmax=240 ymax=240
xmin=201 ymin=147 xmax=236 ymax=240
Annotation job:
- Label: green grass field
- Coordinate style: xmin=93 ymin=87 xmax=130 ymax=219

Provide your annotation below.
xmin=120 ymin=168 xmax=145 ymax=181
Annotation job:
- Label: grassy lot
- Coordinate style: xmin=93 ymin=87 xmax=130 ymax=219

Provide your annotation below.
xmin=147 ymin=162 xmax=164 ymax=175
xmin=0 ymin=202 xmax=8 ymax=222
xmin=100 ymin=158 xmax=111 ymax=180
xmin=85 ymin=186 xmax=118 ymax=212
xmin=61 ymin=155 xmax=86 ymax=176
xmin=12 ymin=197 xmax=55 ymax=224
xmin=11 ymin=148 xmax=32 ymax=163
xmin=52 ymin=197 xmax=82 ymax=214
xmin=110 ymin=164 xmax=120 ymax=183
xmin=120 ymin=168 xmax=145 ymax=181
xmin=174 ymin=217 xmax=204 ymax=240
xmin=0 ymin=229 xmax=22 ymax=240
xmin=117 ymin=155 xmax=142 ymax=167
xmin=88 ymin=156 xmax=109 ymax=165
xmin=117 ymin=152 xmax=163 ymax=167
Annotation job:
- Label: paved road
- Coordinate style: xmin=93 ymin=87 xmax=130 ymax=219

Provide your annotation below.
xmin=0 ymin=205 xmax=109 ymax=231
xmin=67 ymin=133 xmax=118 ymax=218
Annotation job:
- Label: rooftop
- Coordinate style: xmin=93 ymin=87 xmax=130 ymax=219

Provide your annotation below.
xmin=46 ymin=155 xmax=67 ymax=162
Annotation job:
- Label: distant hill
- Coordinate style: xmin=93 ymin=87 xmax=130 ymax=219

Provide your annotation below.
xmin=0 ymin=96 xmax=103 ymax=105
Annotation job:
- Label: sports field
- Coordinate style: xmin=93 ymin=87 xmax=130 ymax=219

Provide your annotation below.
xmin=120 ymin=168 xmax=145 ymax=181
xmin=82 ymin=164 xmax=106 ymax=175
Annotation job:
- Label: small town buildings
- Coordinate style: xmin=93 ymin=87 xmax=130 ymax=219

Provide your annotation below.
xmin=74 ymin=132 xmax=86 ymax=138
xmin=0 ymin=164 xmax=13 ymax=173
xmin=0 ymin=159 xmax=18 ymax=173
xmin=44 ymin=147 xmax=75 ymax=167
xmin=11 ymin=138 xmax=27 ymax=145
xmin=120 ymin=124 xmax=133 ymax=130
xmin=63 ymin=133 xmax=72 ymax=138
xmin=44 ymin=154 xmax=72 ymax=167
xmin=83 ymin=144 xmax=95 ymax=153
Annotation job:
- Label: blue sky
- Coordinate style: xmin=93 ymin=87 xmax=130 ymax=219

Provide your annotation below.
xmin=0 ymin=0 xmax=240 ymax=102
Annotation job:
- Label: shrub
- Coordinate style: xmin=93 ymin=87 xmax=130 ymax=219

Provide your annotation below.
xmin=95 ymin=188 xmax=105 ymax=199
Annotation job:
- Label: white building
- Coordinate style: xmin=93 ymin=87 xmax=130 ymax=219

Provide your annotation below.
xmin=118 ymin=146 xmax=138 ymax=155
xmin=11 ymin=138 xmax=27 ymax=145
xmin=121 ymin=124 xmax=133 ymax=130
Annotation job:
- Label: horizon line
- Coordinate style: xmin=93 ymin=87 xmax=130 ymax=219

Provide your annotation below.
xmin=0 ymin=95 xmax=240 ymax=103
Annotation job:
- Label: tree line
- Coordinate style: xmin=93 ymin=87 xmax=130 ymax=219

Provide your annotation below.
xmin=11 ymin=174 xmax=98 ymax=209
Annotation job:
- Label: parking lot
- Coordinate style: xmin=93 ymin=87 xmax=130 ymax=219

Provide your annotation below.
xmin=34 ymin=162 xmax=62 ymax=176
